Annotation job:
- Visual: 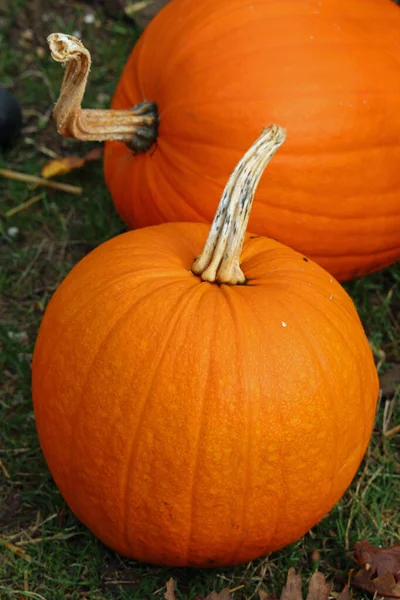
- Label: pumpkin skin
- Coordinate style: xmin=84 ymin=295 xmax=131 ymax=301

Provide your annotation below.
xmin=103 ymin=0 xmax=400 ymax=281
xmin=32 ymin=224 xmax=379 ymax=567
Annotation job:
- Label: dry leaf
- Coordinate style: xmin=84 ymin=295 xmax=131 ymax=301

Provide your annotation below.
xmin=352 ymin=569 xmax=400 ymax=598
xmin=41 ymin=156 xmax=85 ymax=178
xmin=258 ymin=569 xmax=333 ymax=600
xmin=336 ymin=585 xmax=351 ymax=600
xmin=373 ymin=573 xmax=400 ymax=595
xmin=354 ymin=540 xmax=400 ymax=578
xmin=351 ymin=540 xmax=400 ymax=598
xmin=281 ymin=568 xmax=303 ymax=600
xmin=305 ymin=571 xmax=331 ymax=600
xmin=41 ymin=147 xmax=103 ymax=178
xmin=166 ymin=569 xmax=344 ymax=600
xmin=351 ymin=567 xmax=376 ymax=594
xmin=165 ymin=577 xmax=176 ymax=600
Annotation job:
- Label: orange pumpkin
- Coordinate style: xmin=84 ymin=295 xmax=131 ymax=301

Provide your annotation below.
xmin=48 ymin=0 xmax=400 ymax=282
xmin=32 ymin=126 xmax=379 ymax=567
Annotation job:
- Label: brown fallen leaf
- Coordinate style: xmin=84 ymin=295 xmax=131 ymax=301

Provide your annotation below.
xmin=352 ymin=569 xmax=400 ymax=598
xmin=41 ymin=147 xmax=103 ymax=179
xmin=373 ymin=573 xmax=400 ymax=597
xmin=281 ymin=568 xmax=303 ymax=600
xmin=351 ymin=540 xmax=400 ymax=598
xmin=257 ymin=569 xmax=333 ymax=600
xmin=305 ymin=571 xmax=331 ymax=600
xmin=167 ymin=569 xmax=341 ymax=600
xmin=354 ymin=540 xmax=400 ymax=578
xmin=336 ymin=584 xmax=351 ymax=600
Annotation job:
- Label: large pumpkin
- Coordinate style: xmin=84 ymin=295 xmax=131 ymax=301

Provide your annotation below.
xmin=48 ymin=0 xmax=400 ymax=281
xmin=32 ymin=127 xmax=379 ymax=567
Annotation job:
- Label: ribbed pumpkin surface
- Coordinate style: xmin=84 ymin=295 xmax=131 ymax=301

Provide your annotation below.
xmin=32 ymin=223 xmax=379 ymax=566
xmin=104 ymin=0 xmax=400 ymax=281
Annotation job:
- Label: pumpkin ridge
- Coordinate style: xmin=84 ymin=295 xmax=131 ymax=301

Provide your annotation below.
xmin=151 ymin=145 xmax=212 ymax=223
xmin=245 ymin=267 xmax=331 ymax=288
xmin=222 ymin=286 xmax=250 ymax=563
xmin=159 ymin=130 xmax=400 ymax=190
xmin=32 ymin=270 xmax=177 ymax=417
xmin=281 ymin=139 xmax=400 ymax=155
xmin=159 ymin=132 xmax=242 ymax=161
xmin=58 ymin=268 xmax=192 ymax=344
xmin=67 ymin=281 xmax=188 ymax=426
xmin=121 ymin=158 xmax=166 ymax=228
xmin=137 ymin=150 xmax=174 ymax=224
xmin=219 ymin=285 xmax=257 ymax=564
xmin=277 ymin=287 xmax=362 ymax=366
xmin=238 ymin=284 xmax=291 ymax=550
xmin=271 ymin=292 xmax=341 ymax=494
xmin=122 ymin=281 xmax=209 ymax=553
xmin=66 ymin=277 xmax=195 ymax=505
xmin=312 ymin=243 xmax=400 ymax=259
xmin=160 ymin=90 xmax=400 ymax=118
xmin=183 ymin=288 xmax=218 ymax=564
xmin=269 ymin=292 xmax=369 ymax=533
xmin=103 ymin=142 xmax=136 ymax=197
xmin=278 ymin=287 xmax=376 ymax=450
xmin=251 ymin=202 xmax=400 ymax=223
xmin=146 ymin=3 xmax=399 ymax=88
xmin=236 ymin=286 xmax=318 ymax=546
xmin=154 ymin=40 xmax=398 ymax=94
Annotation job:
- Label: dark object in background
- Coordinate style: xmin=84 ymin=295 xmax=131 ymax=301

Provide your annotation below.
xmin=0 ymin=87 xmax=22 ymax=151
xmin=123 ymin=0 xmax=170 ymax=29
xmin=83 ymin=0 xmax=170 ymax=29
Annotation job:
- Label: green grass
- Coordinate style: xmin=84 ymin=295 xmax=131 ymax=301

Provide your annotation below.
xmin=1 ymin=3 xmax=399 ymax=599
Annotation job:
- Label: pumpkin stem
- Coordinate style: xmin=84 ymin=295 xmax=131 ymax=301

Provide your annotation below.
xmin=47 ymin=33 xmax=159 ymax=152
xmin=192 ymin=125 xmax=286 ymax=284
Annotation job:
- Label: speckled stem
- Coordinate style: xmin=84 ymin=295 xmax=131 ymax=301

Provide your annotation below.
xmin=192 ymin=125 xmax=286 ymax=284
xmin=47 ymin=33 xmax=159 ymax=152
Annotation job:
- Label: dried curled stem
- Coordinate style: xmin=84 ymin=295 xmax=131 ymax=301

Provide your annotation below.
xmin=192 ymin=125 xmax=286 ymax=285
xmin=47 ymin=33 xmax=159 ymax=151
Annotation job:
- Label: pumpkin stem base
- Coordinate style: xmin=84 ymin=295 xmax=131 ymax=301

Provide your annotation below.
xmin=48 ymin=33 xmax=159 ymax=152
xmin=192 ymin=125 xmax=286 ymax=285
